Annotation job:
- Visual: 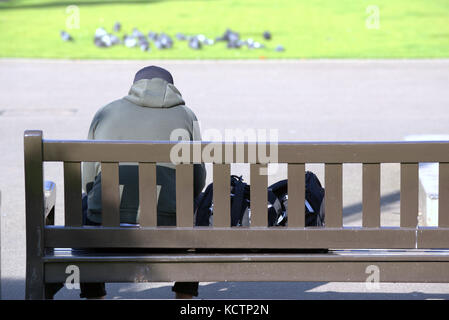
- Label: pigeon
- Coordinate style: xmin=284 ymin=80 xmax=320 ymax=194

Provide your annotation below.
xmin=221 ymin=29 xmax=242 ymax=49
xmin=103 ymin=35 xmax=113 ymax=47
xmin=227 ymin=30 xmax=240 ymax=43
xmin=196 ymin=34 xmax=206 ymax=43
xmin=263 ymin=31 xmax=272 ymax=40
xmin=60 ymin=30 xmax=73 ymax=41
xmin=245 ymin=39 xmax=264 ymax=49
xmin=216 ymin=28 xmax=239 ymax=43
xmin=140 ymin=41 xmax=150 ymax=52
xmin=123 ymin=35 xmax=137 ymax=48
xmin=252 ymin=42 xmax=264 ymax=49
xmin=93 ymin=27 xmax=123 ymax=48
xmin=131 ymin=28 xmax=144 ymax=39
xmin=191 ymin=34 xmax=215 ymax=45
xmin=137 ymin=35 xmax=147 ymax=44
xmin=95 ymin=27 xmax=108 ymax=38
xmin=227 ymin=39 xmax=243 ymax=49
xmin=94 ymin=37 xmax=106 ymax=47
xmin=113 ymin=22 xmax=121 ymax=33
xmin=154 ymin=39 xmax=163 ymax=49
xmin=157 ymin=33 xmax=173 ymax=49
xmin=110 ymin=34 xmax=120 ymax=45
xmin=176 ymin=33 xmax=187 ymax=41
xmin=94 ymin=34 xmax=112 ymax=47
xmin=99 ymin=34 xmax=114 ymax=47
xmin=203 ymin=38 xmax=214 ymax=46
xmin=148 ymin=31 xmax=158 ymax=41
xmin=149 ymin=32 xmax=174 ymax=50
xmin=188 ymin=36 xmax=202 ymax=50
xmin=246 ymin=38 xmax=255 ymax=47
xmin=275 ymin=45 xmax=285 ymax=52
xmin=93 ymin=28 xmax=112 ymax=47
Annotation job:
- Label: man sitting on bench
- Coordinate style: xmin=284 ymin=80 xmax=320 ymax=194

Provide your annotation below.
xmin=47 ymin=66 xmax=206 ymax=299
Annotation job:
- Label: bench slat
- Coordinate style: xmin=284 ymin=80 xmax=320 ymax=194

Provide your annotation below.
xmin=101 ymin=162 xmax=120 ymax=227
xmin=325 ymin=163 xmax=343 ymax=228
xmin=439 ymin=163 xmax=449 ymax=227
xmin=138 ymin=163 xmax=157 ymax=227
xmin=213 ymin=164 xmax=231 ymax=227
xmin=362 ymin=163 xmax=381 ymax=228
xmin=44 ymin=258 xmax=449 ymax=283
xmin=176 ymin=164 xmax=193 ymax=227
xmin=44 ymin=227 xmax=418 ymax=249
xmin=250 ymin=164 xmax=268 ymax=227
xmin=419 ymin=228 xmax=449 ymax=248
xmin=287 ymin=164 xmax=305 ymax=228
xmin=44 ymin=257 xmax=449 ymax=283
xmin=43 ymin=140 xmax=449 ymax=163
xmin=64 ymin=162 xmax=82 ymax=227
xmin=400 ymin=163 xmax=419 ymax=228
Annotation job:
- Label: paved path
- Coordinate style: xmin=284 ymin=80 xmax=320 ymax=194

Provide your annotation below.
xmin=1 ymin=59 xmax=449 ymax=299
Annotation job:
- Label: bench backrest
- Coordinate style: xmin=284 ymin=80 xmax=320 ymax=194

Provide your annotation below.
xmin=24 ymin=130 xmax=449 ymax=252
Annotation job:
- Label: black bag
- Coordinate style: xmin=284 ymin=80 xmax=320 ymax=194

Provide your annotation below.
xmin=195 ymin=175 xmax=251 ymax=227
xmin=195 ymin=171 xmax=325 ymax=227
xmin=268 ymin=171 xmax=325 ymax=227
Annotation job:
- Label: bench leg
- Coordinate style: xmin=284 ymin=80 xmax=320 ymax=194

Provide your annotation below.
xmin=25 ymin=263 xmax=45 ymax=300
xmin=24 ymin=131 xmax=46 ymax=300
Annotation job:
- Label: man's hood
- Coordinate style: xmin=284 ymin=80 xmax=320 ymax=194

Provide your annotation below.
xmin=124 ymin=78 xmax=185 ymax=108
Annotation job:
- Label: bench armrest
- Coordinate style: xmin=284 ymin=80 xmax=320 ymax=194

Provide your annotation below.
xmin=44 ymin=181 xmax=56 ymax=222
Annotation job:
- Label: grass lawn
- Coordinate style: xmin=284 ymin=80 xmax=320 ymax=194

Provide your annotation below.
xmin=0 ymin=0 xmax=448 ymax=59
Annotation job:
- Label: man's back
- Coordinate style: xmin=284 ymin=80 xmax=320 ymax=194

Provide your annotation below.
xmin=82 ymin=77 xmax=206 ymax=225
xmin=90 ymin=78 xmax=196 ymax=141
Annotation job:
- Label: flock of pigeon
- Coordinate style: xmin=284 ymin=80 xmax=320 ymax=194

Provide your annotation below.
xmin=60 ymin=22 xmax=285 ymax=53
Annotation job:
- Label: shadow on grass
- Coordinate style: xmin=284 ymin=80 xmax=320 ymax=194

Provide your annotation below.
xmin=0 ymin=0 xmax=210 ymax=10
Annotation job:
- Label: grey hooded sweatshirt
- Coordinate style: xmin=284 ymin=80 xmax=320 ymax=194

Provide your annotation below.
xmin=82 ymin=78 xmax=206 ymax=224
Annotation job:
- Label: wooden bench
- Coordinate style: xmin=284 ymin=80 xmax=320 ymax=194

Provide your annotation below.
xmin=24 ymin=130 xmax=449 ymax=299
